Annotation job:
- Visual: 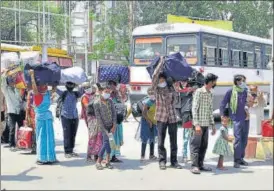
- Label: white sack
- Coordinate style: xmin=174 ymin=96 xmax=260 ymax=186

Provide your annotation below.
xmin=1 ymin=52 xmax=19 ymax=69
xmin=60 ymin=66 xmax=87 ymax=84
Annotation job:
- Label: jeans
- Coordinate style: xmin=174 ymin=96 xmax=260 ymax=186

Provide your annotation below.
xmin=8 ymin=113 xmax=24 ymax=147
xmin=233 ymin=120 xmax=249 ymax=163
xmin=98 ymin=131 xmax=111 ymax=158
xmin=190 ymin=126 xmax=209 ymax=168
xmin=157 ymin=121 xmax=178 ymax=165
xmin=141 ymin=142 xmax=155 ymax=157
xmin=182 ymin=128 xmax=192 ymax=157
xmin=61 ymin=116 xmax=79 ymax=154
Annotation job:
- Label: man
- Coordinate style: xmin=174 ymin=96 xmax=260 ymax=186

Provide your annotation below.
xmin=56 ymin=82 xmax=84 ymax=158
xmin=190 ymin=73 xmax=218 ymax=174
xmin=220 ymin=75 xmax=249 ymax=168
xmin=1 ymin=71 xmax=24 ymax=151
xmin=152 ymin=58 xmax=182 ymax=170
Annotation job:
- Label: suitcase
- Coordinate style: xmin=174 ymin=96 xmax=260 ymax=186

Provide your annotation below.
xmin=98 ymin=65 xmax=130 ymax=84
xmin=16 ymin=123 xmax=33 ymax=149
xmin=261 ymin=120 xmax=274 ymax=137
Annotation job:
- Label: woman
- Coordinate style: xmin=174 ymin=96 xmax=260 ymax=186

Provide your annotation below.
xmin=29 ymin=69 xmax=57 ymax=165
xmin=81 ymin=84 xmax=102 ymax=162
xmin=108 ymin=80 xmax=124 ymax=163
xmin=25 ymin=87 xmax=36 ymax=154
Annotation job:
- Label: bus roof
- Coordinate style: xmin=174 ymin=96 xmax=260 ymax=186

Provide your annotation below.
xmin=132 ymin=23 xmax=272 ymax=45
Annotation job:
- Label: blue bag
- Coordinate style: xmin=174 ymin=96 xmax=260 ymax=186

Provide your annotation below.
xmin=24 ymin=62 xmax=61 ymax=86
xmin=146 ymin=52 xmax=195 ymax=81
xmin=98 ymin=65 xmax=130 ymax=84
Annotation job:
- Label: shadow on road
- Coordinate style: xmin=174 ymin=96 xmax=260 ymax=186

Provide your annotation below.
xmin=57 ymin=153 xmax=88 ymax=167
xmin=1 ymin=167 xmax=42 ymax=182
xmin=115 ymin=158 xmax=155 ymax=171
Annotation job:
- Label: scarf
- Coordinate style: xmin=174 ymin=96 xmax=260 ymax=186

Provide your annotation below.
xmin=230 ymin=85 xmax=244 ymax=114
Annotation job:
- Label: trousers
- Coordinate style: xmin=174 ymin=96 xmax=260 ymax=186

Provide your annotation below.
xmin=190 ymin=126 xmax=209 ymax=168
xmin=157 ymin=121 xmax=178 ymax=165
xmin=61 ymin=116 xmax=79 ymax=154
xmin=233 ymin=120 xmax=249 ymax=163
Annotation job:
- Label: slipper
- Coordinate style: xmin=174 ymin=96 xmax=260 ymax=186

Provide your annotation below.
xmin=191 ymin=167 xmax=201 ymax=174
xmin=200 ymin=166 xmax=212 ymax=172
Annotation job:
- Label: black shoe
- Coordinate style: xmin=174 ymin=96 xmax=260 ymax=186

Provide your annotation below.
xmin=240 ymin=160 xmax=248 ymax=166
xmin=159 ymin=162 xmax=166 ymax=170
xmin=234 ymin=163 xmax=241 ymax=168
xmin=171 ymin=163 xmax=183 ymax=169
xmin=30 ymin=150 xmax=36 ymax=155
xmin=199 ymin=166 xmax=212 ymax=172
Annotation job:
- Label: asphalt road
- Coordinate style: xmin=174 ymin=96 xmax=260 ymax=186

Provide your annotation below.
xmin=1 ymin=104 xmax=273 ymax=190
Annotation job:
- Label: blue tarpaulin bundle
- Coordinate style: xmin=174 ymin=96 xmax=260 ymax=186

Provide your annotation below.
xmin=98 ymin=64 xmax=130 ymax=84
xmin=146 ymin=52 xmax=195 ymax=81
xmin=24 ymin=62 xmax=61 ymax=86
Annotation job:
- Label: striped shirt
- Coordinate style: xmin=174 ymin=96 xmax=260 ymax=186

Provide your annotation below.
xmin=192 ymin=86 xmax=214 ymax=127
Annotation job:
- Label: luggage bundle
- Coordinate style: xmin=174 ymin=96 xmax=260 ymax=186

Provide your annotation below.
xmin=60 ymin=66 xmax=87 ymax=85
xmin=98 ymin=65 xmax=130 ymax=84
xmin=146 ymin=52 xmax=204 ymax=87
xmin=16 ymin=121 xmax=33 ymax=150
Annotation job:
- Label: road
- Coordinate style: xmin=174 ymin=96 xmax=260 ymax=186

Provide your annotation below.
xmin=1 ymin=104 xmax=273 ymax=190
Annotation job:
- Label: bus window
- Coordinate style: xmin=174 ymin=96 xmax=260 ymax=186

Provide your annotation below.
xmin=255 ymin=45 xmax=261 ymax=69
xmin=218 ymin=37 xmax=229 ymax=66
xmin=134 ymin=37 xmax=163 ymax=65
xmin=48 ymin=56 xmax=59 ymax=65
xmin=203 ymin=34 xmax=217 ymax=66
xmin=230 ymin=39 xmax=242 ymax=67
xmin=264 ymin=45 xmax=272 ymax=69
xmin=166 ymin=35 xmax=197 ymax=65
xmin=242 ymin=41 xmax=254 ymax=68
xmin=59 ymin=57 xmax=73 ymax=68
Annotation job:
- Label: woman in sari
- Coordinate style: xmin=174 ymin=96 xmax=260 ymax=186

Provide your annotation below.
xmin=25 ymin=87 xmax=36 ymax=154
xmin=29 ymin=70 xmax=57 ymax=165
xmin=81 ymin=84 xmax=102 ymax=162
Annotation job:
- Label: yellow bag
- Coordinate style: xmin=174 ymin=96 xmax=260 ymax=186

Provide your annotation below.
xmin=147 ymin=104 xmax=156 ymax=125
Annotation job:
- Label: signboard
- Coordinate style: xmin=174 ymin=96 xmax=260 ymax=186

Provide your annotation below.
xmin=167 ymin=14 xmax=233 ymax=31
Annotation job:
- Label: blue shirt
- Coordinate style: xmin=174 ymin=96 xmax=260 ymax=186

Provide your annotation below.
xmin=220 ymin=88 xmax=247 ymax=122
xmin=56 ymin=88 xmax=84 ymax=119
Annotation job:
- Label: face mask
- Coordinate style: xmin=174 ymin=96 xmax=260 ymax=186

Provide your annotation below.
xmin=158 ymin=82 xmax=167 ymax=88
xmin=239 ymin=82 xmax=246 ymax=89
xmin=102 ymin=93 xmax=110 ymax=100
xmin=85 ymin=88 xmax=94 ymax=94
xmin=149 ymin=95 xmax=155 ymax=100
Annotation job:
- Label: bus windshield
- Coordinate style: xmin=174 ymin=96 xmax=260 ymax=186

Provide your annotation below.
xmin=133 ymin=37 xmax=163 ymax=65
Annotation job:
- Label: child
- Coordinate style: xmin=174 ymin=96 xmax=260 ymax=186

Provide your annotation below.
xmin=135 ymin=87 xmax=158 ymax=161
xmin=213 ymin=108 xmax=233 ymax=170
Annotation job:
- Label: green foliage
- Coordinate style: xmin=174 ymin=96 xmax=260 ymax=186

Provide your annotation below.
xmin=1 ymin=1 xmax=68 ymax=44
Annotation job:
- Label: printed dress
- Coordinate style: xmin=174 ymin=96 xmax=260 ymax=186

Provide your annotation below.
xmin=213 ymin=126 xmax=233 ymax=156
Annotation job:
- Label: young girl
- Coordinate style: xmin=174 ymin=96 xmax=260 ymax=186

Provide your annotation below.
xmin=213 ymin=109 xmax=233 ymax=170
xmin=135 ymin=87 xmax=158 ymax=161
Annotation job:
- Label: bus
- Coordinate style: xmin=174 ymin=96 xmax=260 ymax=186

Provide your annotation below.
xmin=1 ymin=43 xmax=73 ymax=68
xmin=129 ymin=23 xmax=273 ymax=111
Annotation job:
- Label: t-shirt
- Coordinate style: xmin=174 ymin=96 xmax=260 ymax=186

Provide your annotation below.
xmin=143 ymin=98 xmax=156 ymax=125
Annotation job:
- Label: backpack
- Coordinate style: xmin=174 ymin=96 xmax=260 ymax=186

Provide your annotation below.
xmin=86 ymin=98 xmax=96 ymax=117
xmin=131 ymin=96 xmax=149 ymax=118
xmin=55 ymin=91 xmax=78 ymax=118
xmin=114 ymin=102 xmax=127 ymax=124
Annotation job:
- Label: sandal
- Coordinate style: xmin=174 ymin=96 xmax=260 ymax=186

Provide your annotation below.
xmin=105 ymin=163 xmax=114 ymax=169
xmin=149 ymin=155 xmax=158 ymax=161
xmin=200 ymin=166 xmax=212 ymax=172
xmin=36 ymin=161 xmax=46 ymax=165
xmin=191 ymin=167 xmax=201 ymax=174
xmin=111 ymin=157 xmax=123 ymax=163
xmin=96 ymin=163 xmax=104 ymax=170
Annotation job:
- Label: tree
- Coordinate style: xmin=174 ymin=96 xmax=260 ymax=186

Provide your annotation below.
xmin=1 ymin=1 xmax=68 ymax=45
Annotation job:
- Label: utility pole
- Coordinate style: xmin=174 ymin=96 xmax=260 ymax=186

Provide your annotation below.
xmin=42 ymin=1 xmax=48 ymax=63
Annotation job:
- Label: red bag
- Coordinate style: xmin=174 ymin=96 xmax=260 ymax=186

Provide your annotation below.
xmin=261 ymin=120 xmax=274 ymax=137
xmin=17 ymin=123 xmax=33 ymax=149
xmin=182 ymin=120 xmax=193 ymax=128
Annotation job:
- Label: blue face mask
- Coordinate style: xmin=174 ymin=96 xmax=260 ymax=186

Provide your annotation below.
xmin=239 ymin=82 xmax=247 ymax=90
xmin=158 ymin=81 xmax=167 ymax=88
xmin=102 ymin=93 xmax=110 ymax=100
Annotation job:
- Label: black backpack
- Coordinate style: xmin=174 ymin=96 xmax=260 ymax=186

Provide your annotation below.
xmin=55 ymin=91 xmax=78 ymax=118
xmin=131 ymin=96 xmax=149 ymax=118
xmin=86 ymin=98 xmax=96 ymax=117
xmin=114 ymin=102 xmax=127 ymax=124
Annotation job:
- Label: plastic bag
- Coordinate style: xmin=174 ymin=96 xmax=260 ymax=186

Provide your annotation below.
xmin=60 ymin=66 xmax=87 ymax=84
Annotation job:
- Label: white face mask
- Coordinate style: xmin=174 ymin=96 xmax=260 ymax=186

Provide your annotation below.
xmin=85 ymin=88 xmax=93 ymax=94
xmin=239 ymin=82 xmax=247 ymax=89
xmin=158 ymin=81 xmax=167 ymax=88
xmin=102 ymin=93 xmax=110 ymax=100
